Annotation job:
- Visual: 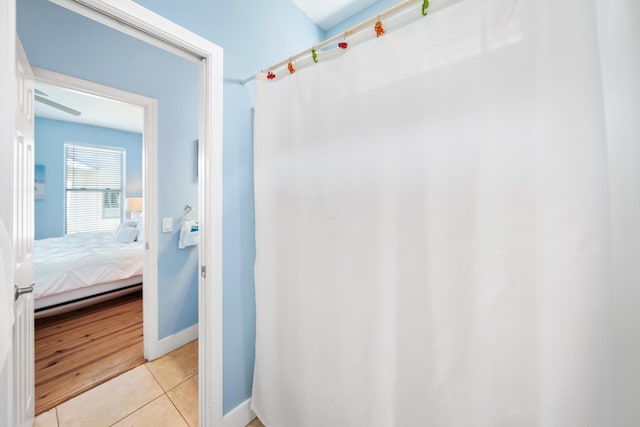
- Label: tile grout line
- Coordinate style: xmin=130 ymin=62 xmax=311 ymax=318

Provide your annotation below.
xmin=143 ymin=363 xmax=168 ymax=392
xmin=146 ymin=346 xmax=198 ymax=425
xmin=107 ymin=394 xmax=168 ymax=427
xmin=165 ymin=372 xmax=199 ymax=426
xmin=166 ymin=391 xmax=192 ymax=427
xmin=63 ymin=363 xmax=162 ymax=426
xmin=166 ymin=371 xmax=198 ymax=393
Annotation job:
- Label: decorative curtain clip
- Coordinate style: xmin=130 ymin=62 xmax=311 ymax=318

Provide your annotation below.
xmin=288 ymin=60 xmax=296 ymax=74
xmin=311 ymin=48 xmax=318 ymax=63
xmin=422 ymin=0 xmax=430 ymax=16
xmin=338 ymin=32 xmax=348 ymax=49
xmin=266 ymin=71 xmax=276 ymax=80
xmin=374 ymin=17 xmax=385 ymax=38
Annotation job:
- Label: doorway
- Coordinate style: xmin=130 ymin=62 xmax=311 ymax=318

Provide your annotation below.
xmin=31 ymin=66 xmax=162 ymax=359
xmin=4 ymin=0 xmax=224 ymax=426
xmin=31 ymin=68 xmax=154 ymax=414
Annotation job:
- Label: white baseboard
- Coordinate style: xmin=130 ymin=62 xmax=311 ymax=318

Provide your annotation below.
xmin=223 ymin=398 xmax=256 ymax=427
xmin=146 ymin=323 xmax=198 ymax=361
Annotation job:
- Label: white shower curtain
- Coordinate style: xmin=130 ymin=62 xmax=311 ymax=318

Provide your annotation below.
xmin=252 ymin=0 xmax=640 ymax=425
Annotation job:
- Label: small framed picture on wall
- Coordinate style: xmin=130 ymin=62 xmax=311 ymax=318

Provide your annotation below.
xmin=35 ymin=164 xmax=45 ymax=200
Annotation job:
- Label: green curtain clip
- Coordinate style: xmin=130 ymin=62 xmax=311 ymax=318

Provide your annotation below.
xmin=422 ymin=0 xmax=430 ymax=16
xmin=311 ymin=48 xmax=318 ymax=63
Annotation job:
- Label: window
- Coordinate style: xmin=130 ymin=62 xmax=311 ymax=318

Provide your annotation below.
xmin=65 ymin=143 xmax=125 ymax=234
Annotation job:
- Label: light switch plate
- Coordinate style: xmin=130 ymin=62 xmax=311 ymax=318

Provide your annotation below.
xmin=162 ymin=217 xmax=173 ymax=233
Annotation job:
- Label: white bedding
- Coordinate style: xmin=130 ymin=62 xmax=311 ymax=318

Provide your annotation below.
xmin=34 ymin=232 xmax=143 ymax=300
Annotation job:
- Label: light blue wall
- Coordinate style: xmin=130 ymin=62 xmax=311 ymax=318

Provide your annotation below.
xmin=325 ymin=0 xmax=400 ymax=37
xmin=18 ymin=0 xmax=200 ymax=342
xmin=34 ymin=117 xmax=142 ymax=240
xmin=18 ymin=0 xmax=323 ymax=415
xmin=129 ymin=0 xmax=324 ymax=78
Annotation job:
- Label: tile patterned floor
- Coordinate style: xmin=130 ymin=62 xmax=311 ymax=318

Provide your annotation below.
xmin=34 ymin=341 xmax=196 ymax=427
xmin=33 ymin=339 xmax=264 ymax=427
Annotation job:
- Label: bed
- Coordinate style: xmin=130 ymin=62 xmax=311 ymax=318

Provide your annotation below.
xmin=34 ymin=231 xmax=144 ymax=317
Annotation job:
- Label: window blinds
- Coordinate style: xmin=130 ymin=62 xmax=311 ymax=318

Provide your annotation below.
xmin=65 ymin=143 xmax=124 ymax=234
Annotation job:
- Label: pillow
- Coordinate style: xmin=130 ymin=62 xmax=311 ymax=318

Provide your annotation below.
xmin=136 ymin=221 xmax=144 ymax=243
xmin=135 ymin=212 xmax=144 ymax=242
xmin=115 ymin=220 xmax=138 ymax=234
xmin=115 ymin=225 xmax=139 ymax=243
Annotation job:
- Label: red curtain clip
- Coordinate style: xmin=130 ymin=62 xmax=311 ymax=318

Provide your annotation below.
xmin=266 ymin=71 xmax=276 ymax=80
xmin=339 ymin=32 xmax=349 ymax=49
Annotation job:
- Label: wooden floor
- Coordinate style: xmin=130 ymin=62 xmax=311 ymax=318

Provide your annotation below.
xmin=34 ymin=291 xmax=144 ymax=415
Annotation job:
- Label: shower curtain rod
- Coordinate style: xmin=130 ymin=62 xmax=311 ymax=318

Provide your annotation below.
xmin=240 ymin=0 xmax=461 ymax=85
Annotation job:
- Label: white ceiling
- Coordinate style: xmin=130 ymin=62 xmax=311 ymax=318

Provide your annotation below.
xmin=292 ymin=0 xmax=379 ymax=30
xmin=34 ymin=82 xmax=144 ymax=134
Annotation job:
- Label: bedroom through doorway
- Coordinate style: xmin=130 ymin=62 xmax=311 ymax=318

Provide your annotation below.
xmin=31 ymin=69 xmax=154 ymax=415
xmin=14 ymin=0 xmax=223 ymax=422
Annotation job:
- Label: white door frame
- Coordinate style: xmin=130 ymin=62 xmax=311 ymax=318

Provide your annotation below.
xmin=31 ymin=67 xmax=164 ymax=361
xmin=40 ymin=1 xmax=224 ymax=426
xmin=0 ymin=1 xmax=17 ymax=426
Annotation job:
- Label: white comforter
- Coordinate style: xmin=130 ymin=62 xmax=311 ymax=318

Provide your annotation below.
xmin=34 ymin=232 xmax=143 ymax=299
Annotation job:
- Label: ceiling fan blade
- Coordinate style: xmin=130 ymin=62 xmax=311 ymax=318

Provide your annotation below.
xmin=35 ymin=95 xmax=82 ymax=116
xmin=35 ymin=88 xmax=48 ymax=96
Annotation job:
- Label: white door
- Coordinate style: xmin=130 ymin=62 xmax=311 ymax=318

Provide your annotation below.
xmin=12 ymin=37 xmax=36 ymax=427
xmin=0 ymin=1 xmax=16 ymax=424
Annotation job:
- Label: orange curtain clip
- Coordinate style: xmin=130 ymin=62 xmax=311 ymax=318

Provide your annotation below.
xmin=288 ymin=61 xmax=296 ymax=74
xmin=374 ymin=20 xmax=385 ymax=38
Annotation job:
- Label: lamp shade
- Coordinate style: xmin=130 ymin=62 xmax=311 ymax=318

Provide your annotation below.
xmin=125 ymin=197 xmax=143 ymax=213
